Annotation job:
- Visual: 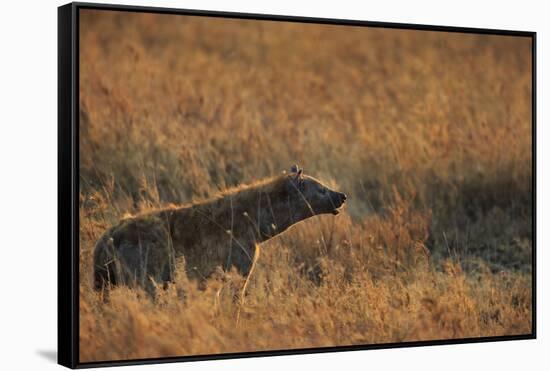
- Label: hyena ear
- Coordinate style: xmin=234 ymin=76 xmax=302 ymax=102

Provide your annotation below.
xmin=292 ymin=169 xmax=305 ymax=190
xmin=290 ymin=164 xmax=304 ymax=178
xmin=289 ymin=164 xmax=304 ymax=189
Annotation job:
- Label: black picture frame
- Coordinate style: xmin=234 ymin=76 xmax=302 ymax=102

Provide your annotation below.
xmin=58 ymin=2 xmax=537 ymax=368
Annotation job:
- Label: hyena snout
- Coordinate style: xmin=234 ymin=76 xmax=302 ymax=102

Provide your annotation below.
xmin=330 ymin=191 xmax=347 ymax=214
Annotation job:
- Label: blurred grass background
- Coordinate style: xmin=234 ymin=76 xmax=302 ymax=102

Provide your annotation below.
xmin=78 ymin=10 xmax=532 ymax=362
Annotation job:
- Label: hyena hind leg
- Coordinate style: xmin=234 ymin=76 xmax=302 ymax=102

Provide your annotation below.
xmin=143 ymin=276 xmax=160 ymax=301
xmin=141 ymin=258 xmax=176 ymax=301
xmin=93 ymin=261 xmax=118 ymax=303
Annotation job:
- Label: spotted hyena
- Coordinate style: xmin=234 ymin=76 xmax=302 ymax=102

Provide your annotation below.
xmin=93 ymin=165 xmax=347 ymax=297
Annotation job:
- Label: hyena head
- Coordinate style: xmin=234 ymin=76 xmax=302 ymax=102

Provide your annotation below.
xmin=284 ymin=164 xmax=347 ymax=220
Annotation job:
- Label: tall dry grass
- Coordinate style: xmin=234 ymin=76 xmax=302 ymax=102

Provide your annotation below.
xmin=78 ymin=10 xmax=533 ymax=362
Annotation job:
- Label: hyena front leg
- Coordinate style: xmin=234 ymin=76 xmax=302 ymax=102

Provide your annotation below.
xmin=231 ymin=243 xmax=257 ymax=276
xmin=236 ymin=244 xmax=261 ymax=324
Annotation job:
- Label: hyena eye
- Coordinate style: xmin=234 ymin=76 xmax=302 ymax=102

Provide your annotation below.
xmin=318 ymin=187 xmax=327 ymax=195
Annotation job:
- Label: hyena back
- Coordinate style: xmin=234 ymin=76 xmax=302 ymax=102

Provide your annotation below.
xmin=93 ymin=165 xmax=347 ymax=297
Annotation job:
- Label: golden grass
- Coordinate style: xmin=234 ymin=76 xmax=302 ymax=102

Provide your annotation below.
xmin=78 ymin=10 xmax=533 ymax=362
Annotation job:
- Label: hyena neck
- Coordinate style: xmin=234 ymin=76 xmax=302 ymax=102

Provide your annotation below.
xmin=211 ymin=182 xmax=299 ymax=243
xmin=172 ymin=175 xmax=306 ymax=245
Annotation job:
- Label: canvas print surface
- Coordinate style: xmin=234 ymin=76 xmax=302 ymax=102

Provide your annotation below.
xmin=79 ymin=9 xmax=533 ymax=363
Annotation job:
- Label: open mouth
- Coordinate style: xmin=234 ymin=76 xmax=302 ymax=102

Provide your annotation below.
xmin=331 ymin=198 xmax=346 ymax=215
xmin=332 ymin=206 xmax=344 ymax=215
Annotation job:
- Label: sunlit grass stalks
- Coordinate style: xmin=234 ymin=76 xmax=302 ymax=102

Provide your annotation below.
xmin=78 ymin=10 xmax=532 ymax=362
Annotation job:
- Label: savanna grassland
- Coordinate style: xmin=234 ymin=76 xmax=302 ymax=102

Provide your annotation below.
xmin=78 ymin=10 xmax=533 ymax=363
